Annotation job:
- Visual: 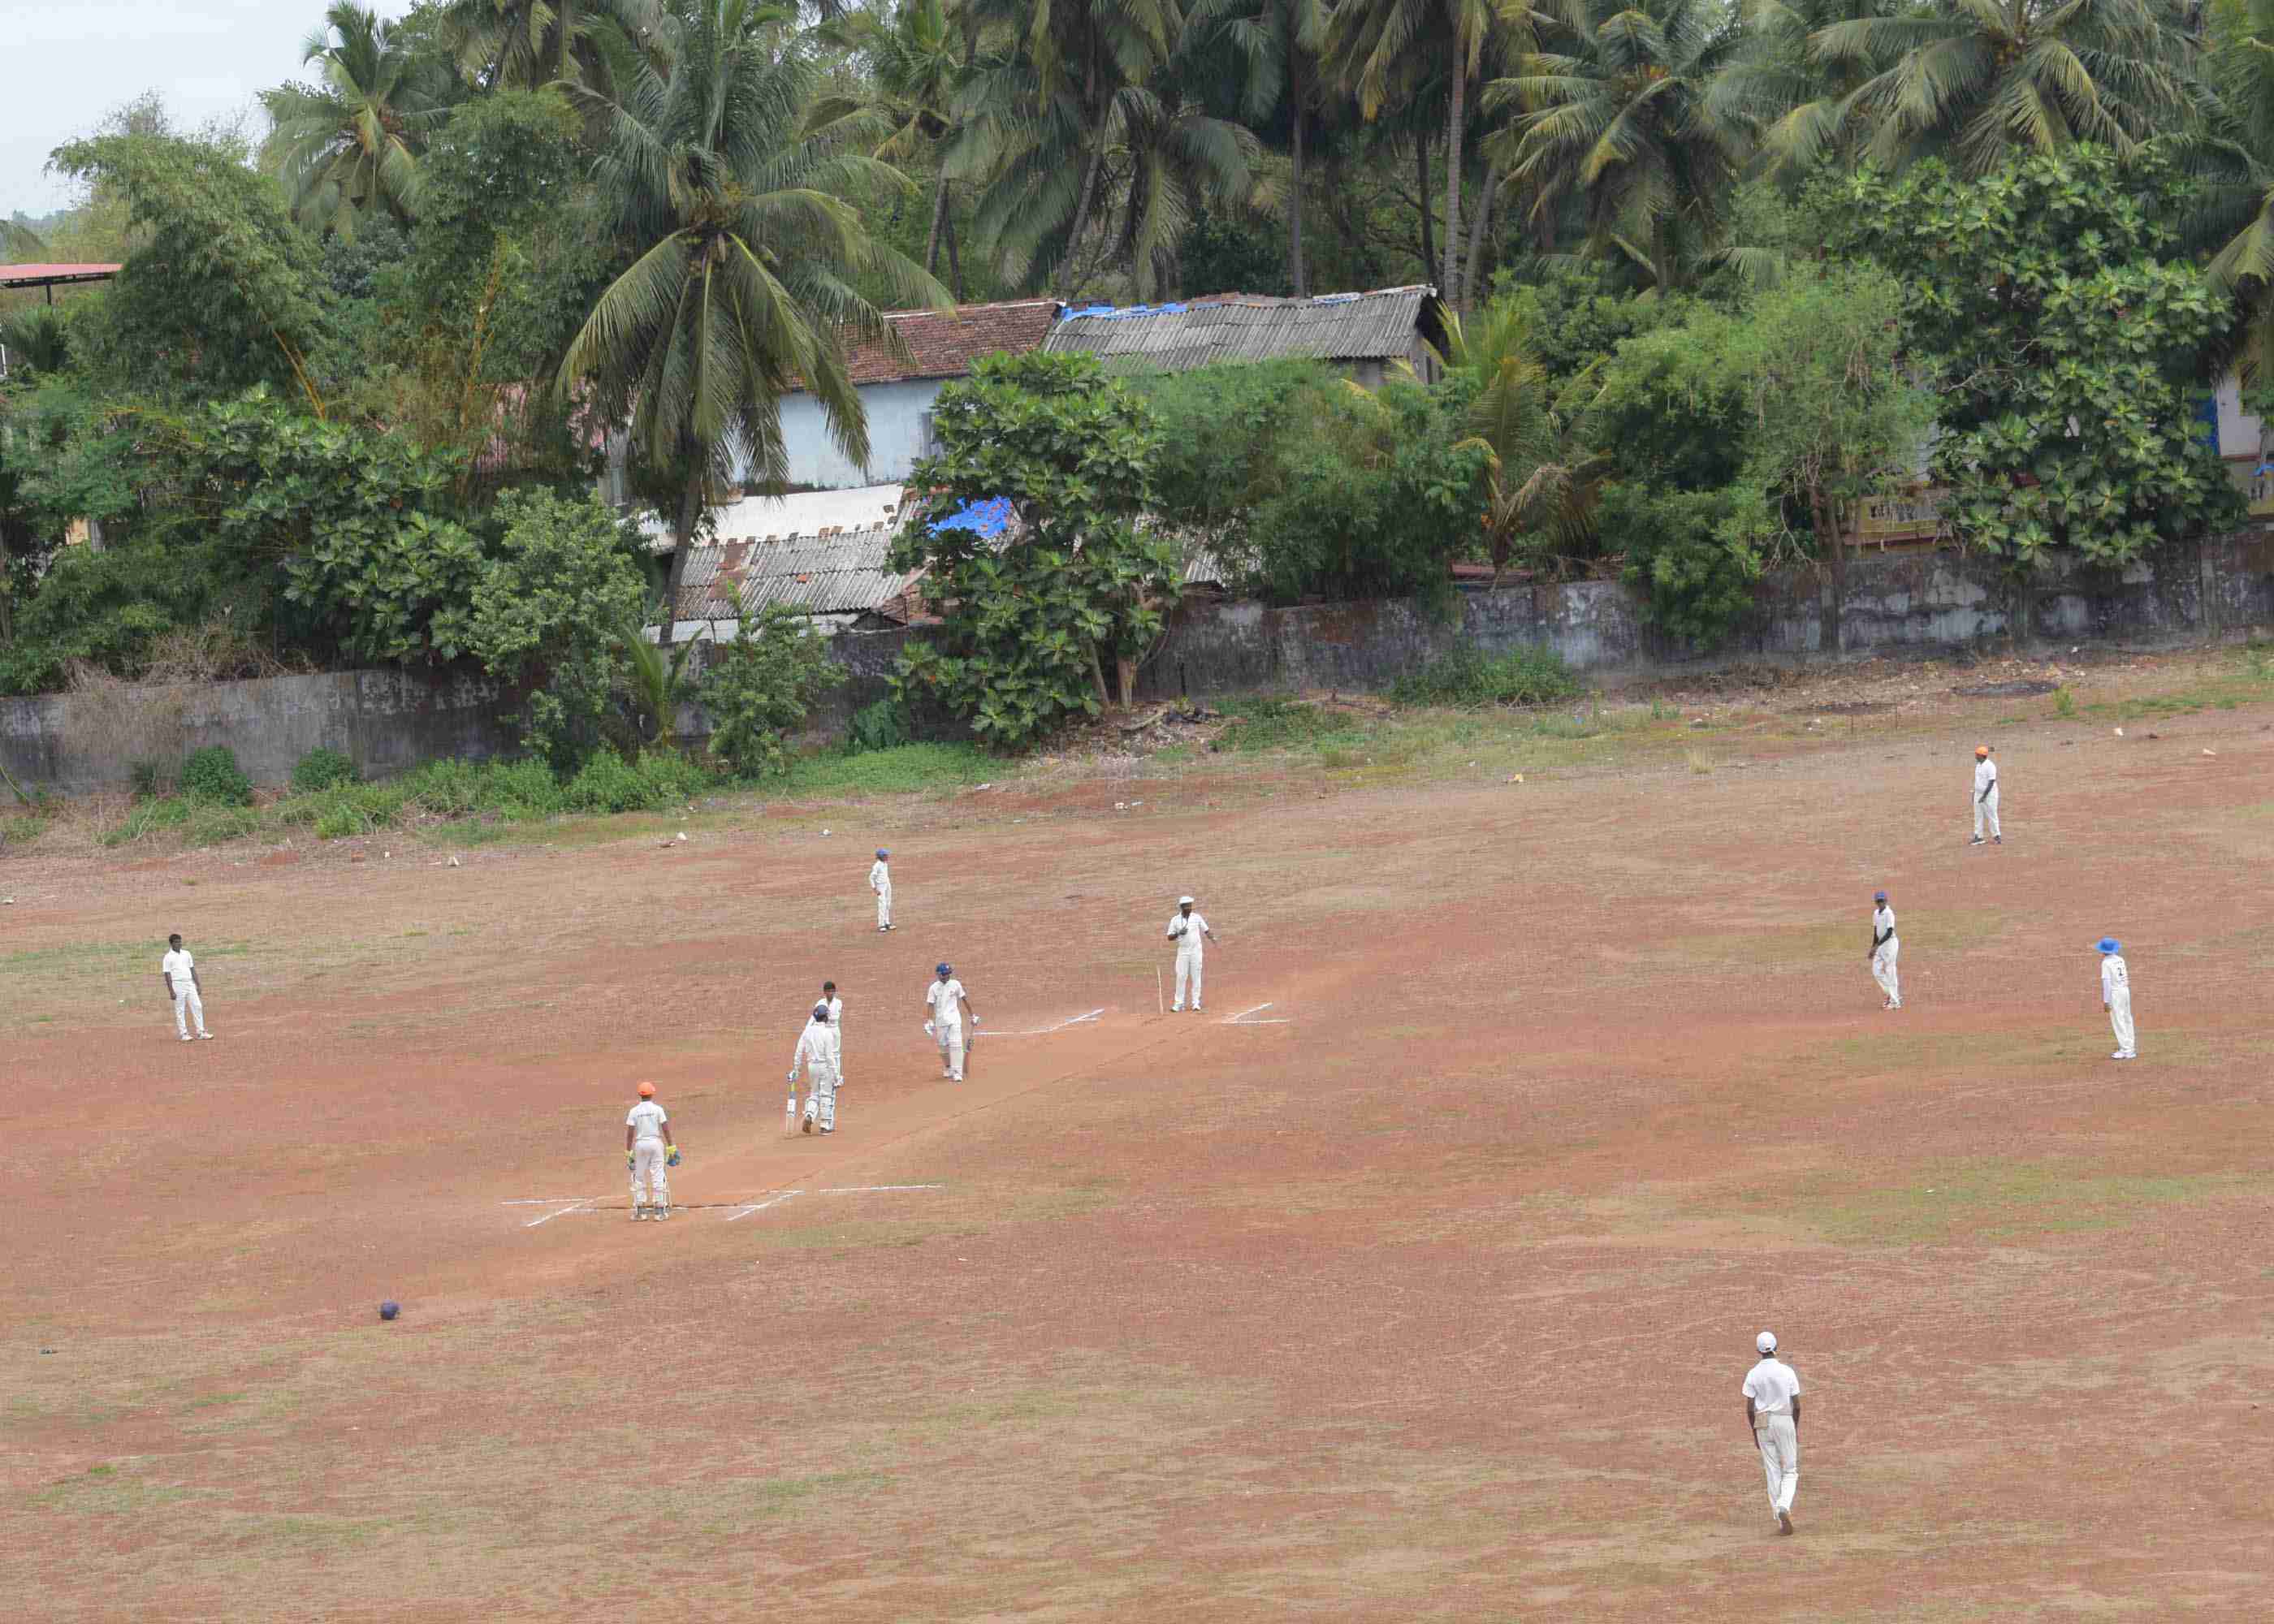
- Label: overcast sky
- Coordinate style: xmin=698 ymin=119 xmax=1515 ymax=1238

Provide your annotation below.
xmin=5 ymin=1 xmax=412 ymax=224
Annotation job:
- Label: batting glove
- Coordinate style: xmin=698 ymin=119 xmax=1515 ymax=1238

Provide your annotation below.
xmin=626 ymin=1153 xmax=635 ymax=1171
xmin=924 ymin=1021 xmax=934 ymax=1036
xmin=666 ymin=1148 xmax=681 ymax=1168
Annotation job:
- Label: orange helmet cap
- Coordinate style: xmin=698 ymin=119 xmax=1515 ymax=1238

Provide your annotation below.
xmin=637 ymin=1081 xmax=656 ymax=1098
xmin=1975 ymin=745 xmax=1989 ymax=758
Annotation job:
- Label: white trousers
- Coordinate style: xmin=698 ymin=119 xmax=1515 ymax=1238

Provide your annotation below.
xmin=2108 ymin=987 xmax=2135 ymax=1056
xmin=1975 ymin=787 xmax=2000 ymax=840
xmin=1174 ymin=949 xmax=1204 ymax=1010
xmin=936 ymin=1020 xmax=964 ymax=1080
xmin=630 ymin=1140 xmax=671 ymax=1208
xmin=172 ymin=985 xmax=208 ymax=1038
xmin=1756 ymin=1416 xmax=1799 ymax=1516
xmin=875 ymin=886 xmax=892 ymax=928
xmin=1871 ymin=939 xmax=1900 ymax=1006
xmin=802 ymin=1062 xmax=840 ymax=1129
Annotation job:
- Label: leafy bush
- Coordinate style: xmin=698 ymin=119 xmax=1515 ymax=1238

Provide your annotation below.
xmin=281 ymin=780 xmax=407 ymax=839
xmin=1210 ymin=694 xmax=1364 ymax=753
xmin=845 ymin=698 xmax=911 ymax=755
xmin=181 ymin=745 xmax=252 ymax=806
xmin=564 ymin=750 xmax=657 ymax=814
xmin=635 ymin=751 xmax=711 ymax=805
xmin=701 ymin=602 xmax=849 ymax=777
xmin=778 ymin=742 xmax=997 ymax=796
xmin=401 ymin=757 xmax=482 ymax=815
xmin=102 ymin=795 xmax=193 ymax=846
xmin=485 ymin=757 xmax=568 ymax=818
xmin=184 ymin=804 xmax=262 ymax=847
xmin=1599 ymin=484 xmax=1762 ymax=651
xmin=292 ymin=746 xmax=357 ymax=791
xmin=1389 ymin=644 xmax=1579 ymax=707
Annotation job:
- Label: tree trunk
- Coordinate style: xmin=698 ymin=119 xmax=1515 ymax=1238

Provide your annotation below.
xmin=1813 ymin=484 xmax=1845 ymax=655
xmin=1461 ymin=164 xmax=1498 ymax=310
xmin=1059 ymin=51 xmax=1107 ymax=301
xmin=1288 ymin=50 xmax=1308 ymax=296
xmin=925 ymin=172 xmax=951 ymax=276
xmin=1090 ymin=642 xmax=1112 ymax=710
xmin=663 ymin=464 xmax=705 ymax=654
xmin=945 ymin=206 xmax=965 ymax=301
xmin=558 ymin=0 xmax=573 ymax=81
xmin=1117 ymin=654 xmax=1139 ymax=707
xmin=1416 ymin=133 xmax=1435 ymax=286
xmin=1442 ymin=52 xmax=1467 ymax=298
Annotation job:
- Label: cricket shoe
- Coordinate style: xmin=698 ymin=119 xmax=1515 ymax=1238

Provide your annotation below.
xmin=197 ymin=1032 xmax=214 ymax=1039
xmin=181 ymin=1035 xmax=195 ymax=1043
xmin=802 ymin=1116 xmax=813 ymax=1134
xmin=1993 ymin=836 xmax=2002 ymax=845
xmin=1969 ymin=836 xmax=1985 ymax=846
xmin=1170 ymin=1004 xmax=1182 ymax=1013
xmin=2112 ymin=1051 xmax=2136 ymax=1060
xmin=1778 ymin=1511 xmax=1793 ymax=1535
xmin=655 ymin=1207 xmax=671 ymax=1220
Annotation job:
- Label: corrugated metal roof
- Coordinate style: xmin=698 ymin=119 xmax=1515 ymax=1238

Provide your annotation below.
xmin=641 ymin=484 xmax=908 ymax=551
xmin=674 ymin=526 xmax=922 ymax=620
xmin=1043 ymin=286 xmax=1435 ymax=375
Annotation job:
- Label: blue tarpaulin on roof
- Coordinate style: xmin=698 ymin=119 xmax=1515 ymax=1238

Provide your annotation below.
xmin=933 ymin=495 xmax=1016 ymax=538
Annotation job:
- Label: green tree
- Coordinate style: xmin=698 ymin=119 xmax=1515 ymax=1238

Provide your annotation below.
xmin=1191 ymin=0 xmax=1330 ymax=292
xmin=557 ymin=0 xmax=945 ymax=647
xmin=2190 ymin=0 xmax=2274 ymax=391
xmin=258 ymin=2 xmax=453 ymax=238
xmin=826 ymin=0 xmax=981 ymax=279
xmin=1707 ymin=0 xmax=1903 ymax=182
xmin=1482 ymin=0 xmax=1747 ymax=292
xmin=1812 ymin=0 xmax=2200 ymax=176
xmin=887 ymin=351 xmax=1178 ymax=745
xmin=1828 ymin=147 xmax=2242 ymax=570
xmin=700 ymin=598 xmax=850 ymax=775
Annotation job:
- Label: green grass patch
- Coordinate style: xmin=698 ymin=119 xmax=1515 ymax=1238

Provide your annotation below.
xmin=32 ymin=1463 xmax=199 ymax=1514
xmin=775 ymin=741 xmax=998 ymax=796
xmin=1777 ymin=1160 xmax=2244 ymax=1246
xmin=1211 ymin=694 xmax=1364 ymax=754
xmin=1388 ymin=643 xmax=1580 ymax=708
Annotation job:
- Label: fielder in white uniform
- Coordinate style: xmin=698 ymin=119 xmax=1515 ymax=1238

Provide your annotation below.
xmin=789 ymin=1004 xmax=842 ymax=1133
xmin=820 ymin=981 xmax=845 ymax=1086
xmin=924 ymin=963 xmax=976 ymax=1081
xmin=625 ymin=1081 xmax=677 ymax=1219
xmin=1867 ymin=892 xmax=1900 ymax=1010
xmin=1743 ymin=1330 xmax=1803 ymax=1535
xmin=870 ymin=850 xmax=893 ymax=931
xmin=160 ymin=933 xmax=214 ymax=1041
xmin=1165 ymin=896 xmax=1217 ymax=1013
xmin=2098 ymin=938 xmax=2136 ymax=1060
xmin=1971 ymin=746 xmax=2001 ymax=845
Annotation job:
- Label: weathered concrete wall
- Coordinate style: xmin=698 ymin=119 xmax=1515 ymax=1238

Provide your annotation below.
xmin=1139 ymin=533 xmax=2274 ymax=700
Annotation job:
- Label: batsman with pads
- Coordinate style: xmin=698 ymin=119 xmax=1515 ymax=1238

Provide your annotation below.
xmin=789 ymin=1002 xmax=842 ymax=1134
xmin=625 ymin=1081 xmax=681 ymax=1220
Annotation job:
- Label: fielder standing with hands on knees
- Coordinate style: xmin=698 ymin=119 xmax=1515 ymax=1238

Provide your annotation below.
xmin=1744 ymin=1330 xmax=1803 ymax=1535
xmin=1166 ymin=896 xmax=1217 ymax=1013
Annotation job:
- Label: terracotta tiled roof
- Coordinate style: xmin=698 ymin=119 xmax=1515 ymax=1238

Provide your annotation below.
xmin=816 ymin=299 xmax=1062 ymax=390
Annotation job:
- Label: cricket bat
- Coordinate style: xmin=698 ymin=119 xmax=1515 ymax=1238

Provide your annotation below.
xmin=784 ymin=1091 xmax=799 ymax=1134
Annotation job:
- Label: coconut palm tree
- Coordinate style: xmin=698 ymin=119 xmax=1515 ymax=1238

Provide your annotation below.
xmin=2186 ymin=0 xmax=2274 ymax=388
xmin=259 ymin=2 xmax=452 ymax=236
xmin=438 ymin=0 xmax=659 ymax=88
xmin=1706 ymin=0 xmax=1904 ymax=181
xmin=1812 ymin=0 xmax=2202 ymax=175
xmin=824 ymin=0 xmax=987 ymax=278
xmin=1190 ymin=0 xmax=1330 ymax=292
xmin=558 ymin=0 xmax=948 ymax=646
xmin=1482 ymin=0 xmax=1748 ymax=292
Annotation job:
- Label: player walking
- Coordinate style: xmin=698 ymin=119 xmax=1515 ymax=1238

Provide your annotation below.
xmin=789 ymin=1004 xmax=842 ymax=1133
xmin=625 ymin=1081 xmax=678 ymax=1220
xmin=1867 ymin=891 xmax=1900 ymax=1010
xmin=870 ymin=849 xmax=894 ymax=931
xmin=2098 ymin=938 xmax=2136 ymax=1060
xmin=1971 ymin=746 xmax=2001 ymax=845
xmin=820 ymin=980 xmax=845 ymax=1089
xmin=1165 ymin=896 xmax=1217 ymax=1013
xmin=1744 ymin=1331 xmax=1803 ymax=1535
xmin=924 ymin=963 xmax=977 ymax=1081
xmin=161 ymin=933 xmax=214 ymax=1042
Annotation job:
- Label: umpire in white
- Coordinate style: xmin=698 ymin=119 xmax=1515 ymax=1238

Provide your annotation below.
xmin=1744 ymin=1331 xmax=1803 ymax=1535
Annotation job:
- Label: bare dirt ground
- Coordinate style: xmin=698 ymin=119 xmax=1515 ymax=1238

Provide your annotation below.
xmin=6 ymin=650 xmax=2272 ymax=1621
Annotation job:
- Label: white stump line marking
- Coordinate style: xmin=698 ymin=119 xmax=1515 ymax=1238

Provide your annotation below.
xmin=525 ymin=1197 xmax=599 ymax=1229
xmin=993 ymin=1008 xmax=1105 ymax=1037
xmin=501 ymin=1198 xmax=597 ymax=1206
xmin=1222 ymin=1003 xmax=1292 ymax=1026
xmin=724 ymin=1191 xmax=803 ymax=1223
xmin=818 ymin=1184 xmax=945 ymax=1194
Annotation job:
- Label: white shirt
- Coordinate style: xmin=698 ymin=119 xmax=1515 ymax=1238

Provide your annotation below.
xmin=926 ymin=978 xmax=966 ymax=1026
xmin=162 ymin=948 xmax=195 ymax=990
xmin=824 ymin=996 xmax=843 ymax=1031
xmin=2101 ymin=955 xmax=2130 ymax=999
xmin=1873 ymin=905 xmax=1896 ymax=944
xmin=1974 ymin=758 xmax=1998 ymax=796
xmin=870 ymin=860 xmax=890 ymax=892
xmin=791 ymin=1021 xmax=840 ymax=1079
xmin=1167 ymin=911 xmax=1208 ymax=952
xmin=625 ymin=1100 xmax=668 ymax=1142
xmin=1743 ymin=1357 xmax=1802 ymax=1418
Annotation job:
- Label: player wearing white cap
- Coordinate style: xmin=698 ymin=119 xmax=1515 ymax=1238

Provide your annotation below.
xmin=924 ymin=964 xmax=976 ymax=1081
xmin=1970 ymin=745 xmax=2001 ymax=845
xmin=2097 ymin=938 xmax=2135 ymax=1060
xmin=1867 ymin=891 xmax=1900 ymax=1010
xmin=789 ymin=1003 xmax=843 ymax=1133
xmin=1165 ymin=896 xmax=1217 ymax=1013
xmin=1743 ymin=1331 xmax=1803 ymax=1535
xmin=870 ymin=850 xmax=894 ymax=931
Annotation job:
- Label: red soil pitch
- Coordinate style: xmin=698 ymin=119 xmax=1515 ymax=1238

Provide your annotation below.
xmin=6 ymin=701 xmax=2272 ymax=1620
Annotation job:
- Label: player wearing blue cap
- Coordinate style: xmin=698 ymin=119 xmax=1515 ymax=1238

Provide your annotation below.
xmin=2097 ymin=939 xmax=2135 ymax=1060
xmin=789 ymin=1002 xmax=843 ymax=1133
xmin=869 ymin=849 xmax=894 ymax=931
xmin=1868 ymin=890 xmax=1900 ymax=1009
xmin=923 ymin=963 xmax=977 ymax=1081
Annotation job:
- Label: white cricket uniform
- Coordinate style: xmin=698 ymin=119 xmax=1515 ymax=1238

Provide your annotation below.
xmin=1870 ymin=905 xmax=1900 ymax=1008
xmin=2102 ymin=954 xmax=2135 ymax=1057
xmin=927 ymin=978 xmax=968 ymax=1079
xmin=870 ymin=861 xmax=892 ymax=929
xmin=162 ymin=948 xmax=209 ymax=1039
xmin=626 ymin=1099 xmax=670 ymax=1209
xmin=791 ymin=1021 xmax=843 ymax=1130
xmin=1974 ymin=758 xmax=2000 ymax=840
xmin=825 ymin=996 xmax=845 ymax=1080
xmin=1167 ymin=911 xmax=1208 ymax=1011
xmin=1743 ymin=1356 xmax=1803 ymax=1520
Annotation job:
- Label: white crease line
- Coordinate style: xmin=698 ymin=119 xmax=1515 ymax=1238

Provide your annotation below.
xmin=502 ymin=1198 xmax=596 ymax=1206
xmin=724 ymin=1191 xmax=803 ymax=1223
xmin=525 ymin=1197 xmax=599 ymax=1229
xmin=993 ymin=1008 xmax=1105 ymax=1037
xmin=819 ymin=1184 xmax=945 ymax=1194
xmin=1222 ymin=1003 xmax=1292 ymax=1026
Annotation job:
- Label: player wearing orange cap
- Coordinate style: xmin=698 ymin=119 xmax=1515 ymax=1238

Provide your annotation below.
xmin=625 ymin=1081 xmax=679 ymax=1220
xmin=1970 ymin=745 xmax=2000 ymax=845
